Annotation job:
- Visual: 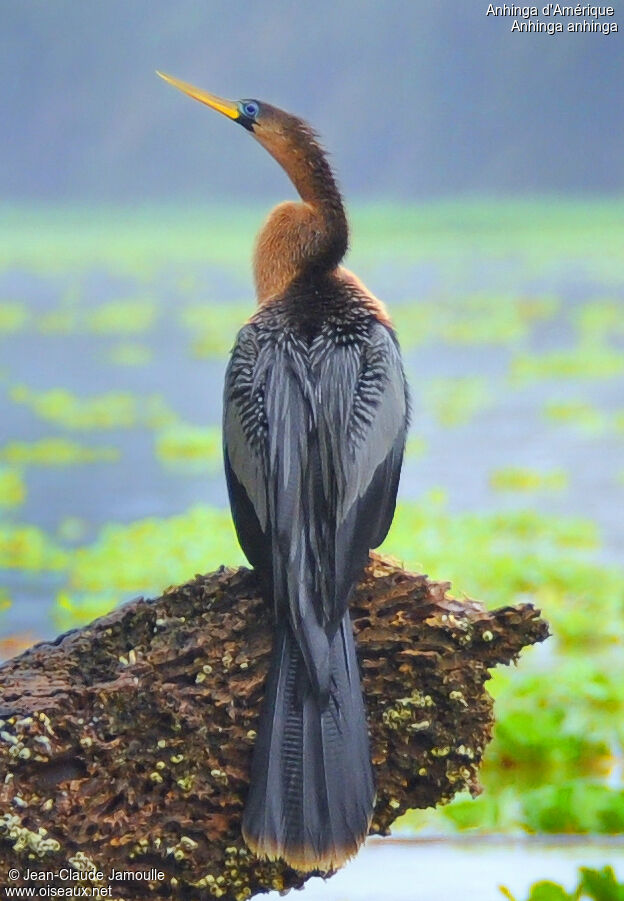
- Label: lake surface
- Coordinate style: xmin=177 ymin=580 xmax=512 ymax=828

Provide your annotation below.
xmin=273 ymin=837 xmax=624 ymax=901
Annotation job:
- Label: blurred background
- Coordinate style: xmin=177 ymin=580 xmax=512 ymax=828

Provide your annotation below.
xmin=1 ymin=2 xmax=623 ymax=899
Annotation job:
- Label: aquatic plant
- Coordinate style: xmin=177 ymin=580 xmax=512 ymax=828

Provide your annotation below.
xmin=180 ymin=302 xmax=252 ymax=358
xmin=501 ymin=866 xmax=624 ymax=901
xmin=9 ymin=385 xmax=175 ymax=430
xmin=154 ymin=422 xmax=222 ymax=471
xmin=0 ymin=301 xmax=28 ymax=333
xmin=0 ymin=524 xmax=68 ymax=571
xmin=108 ymin=341 xmax=153 ymax=366
xmin=512 ymin=342 xmax=624 ymax=381
xmin=425 ymin=377 xmax=492 ymax=427
xmin=88 ymin=298 xmax=158 ymax=334
xmin=542 ymin=402 xmax=609 ymax=435
xmin=0 ymin=438 xmax=119 ymax=465
xmin=0 ymin=466 xmax=26 ymax=508
xmin=489 ymin=467 xmax=568 ymax=493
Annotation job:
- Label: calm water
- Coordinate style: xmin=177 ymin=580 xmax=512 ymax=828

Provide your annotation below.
xmin=274 ymin=838 xmax=624 ymax=901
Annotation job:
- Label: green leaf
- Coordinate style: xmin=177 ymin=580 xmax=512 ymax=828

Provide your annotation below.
xmin=528 ymin=884 xmax=576 ymax=901
xmin=579 ymin=866 xmax=624 ymax=901
xmin=499 ymin=881 xmax=574 ymax=901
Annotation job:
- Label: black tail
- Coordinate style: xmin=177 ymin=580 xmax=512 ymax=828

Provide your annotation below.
xmin=242 ymin=613 xmax=375 ymax=872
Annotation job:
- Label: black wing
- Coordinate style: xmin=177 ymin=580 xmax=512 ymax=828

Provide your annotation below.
xmin=222 ymin=324 xmax=272 ymax=579
xmin=310 ymin=320 xmax=408 ymax=619
xmin=223 ymin=317 xmax=407 ymax=694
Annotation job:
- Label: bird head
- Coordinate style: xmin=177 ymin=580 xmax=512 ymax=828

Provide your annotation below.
xmin=156 ymin=71 xmax=317 ymax=177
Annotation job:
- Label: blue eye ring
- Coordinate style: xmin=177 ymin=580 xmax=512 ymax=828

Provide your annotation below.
xmin=240 ymin=100 xmax=260 ymax=120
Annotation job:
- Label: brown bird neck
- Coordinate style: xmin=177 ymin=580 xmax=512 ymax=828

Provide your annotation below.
xmin=253 ymin=126 xmax=349 ymax=305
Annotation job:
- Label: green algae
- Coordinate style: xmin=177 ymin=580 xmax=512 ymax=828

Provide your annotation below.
xmin=88 ymin=298 xmax=158 ymax=334
xmin=154 ymin=423 xmax=222 ymax=471
xmin=9 ymin=385 xmax=175 ymax=430
xmin=0 ymin=589 xmax=12 ymax=612
xmin=502 ymin=866 xmax=624 ymax=901
xmin=108 ymin=341 xmax=153 ymax=366
xmin=425 ymin=377 xmax=492 ymax=427
xmin=53 ymin=506 xmax=245 ymax=626
xmin=0 ymin=467 xmax=26 ymax=509
xmin=56 ymin=517 xmax=89 ymax=543
xmin=404 ymin=435 xmax=427 ymax=458
xmin=575 ymin=299 xmax=624 ymax=341
xmin=0 ymin=302 xmax=29 ymax=333
xmin=36 ymin=308 xmax=79 ymax=334
xmin=391 ymin=293 xmax=559 ymax=350
xmin=0 ymin=438 xmax=119 ymax=466
xmin=443 ymin=294 xmax=558 ymax=345
xmin=0 ymin=525 xmax=68 ymax=571
xmin=512 ymin=342 xmax=624 ymax=381
xmin=543 ymin=401 xmax=610 ymax=434
xmin=180 ymin=302 xmax=252 ymax=358
xmin=43 ymin=493 xmax=621 ymax=657
xmin=490 ymin=467 xmax=568 ymax=493
xmin=389 ymin=494 xmax=624 ymax=835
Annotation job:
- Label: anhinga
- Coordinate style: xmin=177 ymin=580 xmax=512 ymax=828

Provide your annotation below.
xmin=158 ymin=71 xmax=409 ymax=873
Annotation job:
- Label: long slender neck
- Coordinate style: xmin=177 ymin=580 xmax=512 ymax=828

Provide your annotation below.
xmin=253 ymin=123 xmax=349 ymax=305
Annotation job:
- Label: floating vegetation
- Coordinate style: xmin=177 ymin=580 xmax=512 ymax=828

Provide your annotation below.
xmin=88 ymin=298 xmax=158 ymax=334
xmin=501 ymin=867 xmax=624 ymax=901
xmin=0 ymin=466 xmax=26 ymax=508
xmin=443 ymin=294 xmax=557 ymax=345
xmin=0 ymin=589 xmax=12 ymax=612
xmin=575 ymin=299 xmax=624 ymax=342
xmin=36 ymin=307 xmax=79 ymax=334
xmin=488 ymin=659 xmax=624 ymax=789
xmin=490 ymin=467 xmax=568 ymax=493
xmin=0 ymin=204 xmax=260 ymax=273
xmin=154 ymin=423 xmax=222 ymax=471
xmin=9 ymin=385 xmax=175 ymax=430
xmin=425 ymin=377 xmax=492 ymax=427
xmin=0 ymin=301 xmax=28 ymax=333
xmin=48 ymin=496 xmax=615 ymax=647
xmin=403 ymin=653 xmax=624 ymax=832
xmin=392 ymin=294 xmax=559 ymax=350
xmin=56 ymin=517 xmax=89 ymax=543
xmin=511 ymin=342 xmax=624 ymax=381
xmin=34 ymin=300 xmax=159 ymax=337
xmin=0 ymin=438 xmax=119 ymax=466
xmin=391 ymin=492 xmax=624 ymax=835
xmin=56 ymin=590 xmax=129 ymax=627
xmin=389 ymin=304 xmax=435 ymax=348
xmin=0 ymin=524 xmax=68 ymax=571
xmin=108 ymin=341 xmax=153 ymax=367
xmin=543 ymin=401 xmax=610 ymax=434
xmin=404 ymin=435 xmax=427 ymax=458
xmin=54 ymin=506 xmax=245 ymax=625
xmin=180 ymin=302 xmax=252 ymax=358
xmin=384 ymin=493 xmax=624 ymax=650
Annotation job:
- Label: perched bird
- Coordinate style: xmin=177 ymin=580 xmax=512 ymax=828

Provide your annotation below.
xmin=158 ymin=72 xmax=409 ymax=873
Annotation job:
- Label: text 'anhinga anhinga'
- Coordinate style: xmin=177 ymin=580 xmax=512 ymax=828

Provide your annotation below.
xmin=158 ymin=71 xmax=409 ymax=873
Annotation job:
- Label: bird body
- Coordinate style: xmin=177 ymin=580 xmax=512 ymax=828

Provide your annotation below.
xmin=158 ymin=72 xmax=409 ymax=872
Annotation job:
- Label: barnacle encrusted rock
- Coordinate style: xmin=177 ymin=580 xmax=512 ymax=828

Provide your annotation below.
xmin=0 ymin=553 xmax=548 ymax=898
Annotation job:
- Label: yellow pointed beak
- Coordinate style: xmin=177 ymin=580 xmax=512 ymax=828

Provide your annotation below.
xmin=156 ymin=71 xmax=240 ymax=121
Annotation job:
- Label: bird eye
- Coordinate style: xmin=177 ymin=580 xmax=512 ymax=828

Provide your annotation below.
xmin=240 ymin=100 xmax=259 ymax=119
